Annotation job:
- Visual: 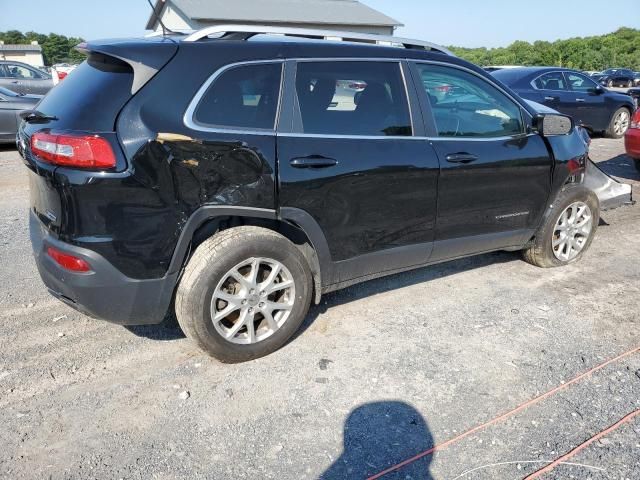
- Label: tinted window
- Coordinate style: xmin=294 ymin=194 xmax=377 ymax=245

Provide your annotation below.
xmin=35 ymin=53 xmax=134 ymax=131
xmin=295 ymin=61 xmax=412 ymax=136
xmin=566 ymin=72 xmax=597 ymax=92
xmin=417 ymin=64 xmax=523 ymax=138
xmin=194 ymin=63 xmax=282 ymax=130
xmin=533 ymin=72 xmax=567 ymax=90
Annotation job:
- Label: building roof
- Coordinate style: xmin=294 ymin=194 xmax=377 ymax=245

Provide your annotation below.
xmin=0 ymin=44 xmax=42 ymax=52
xmin=146 ymin=0 xmax=403 ymax=30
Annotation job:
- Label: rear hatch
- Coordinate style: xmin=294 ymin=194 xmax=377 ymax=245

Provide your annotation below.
xmin=18 ymin=37 xmax=178 ymax=237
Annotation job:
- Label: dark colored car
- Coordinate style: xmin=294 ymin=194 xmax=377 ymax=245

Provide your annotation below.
xmin=491 ymin=67 xmax=635 ymax=138
xmin=592 ymin=68 xmax=636 ymax=88
xmin=0 ymin=61 xmax=54 ymax=95
xmin=18 ymin=27 xmax=626 ymax=362
xmin=0 ymin=87 xmax=41 ymax=143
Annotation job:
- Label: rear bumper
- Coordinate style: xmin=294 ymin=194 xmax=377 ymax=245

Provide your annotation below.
xmin=30 ymin=211 xmax=178 ymax=325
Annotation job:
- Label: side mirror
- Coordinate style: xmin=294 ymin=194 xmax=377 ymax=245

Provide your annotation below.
xmin=589 ymin=85 xmax=605 ymax=95
xmin=533 ymin=113 xmax=574 ymax=136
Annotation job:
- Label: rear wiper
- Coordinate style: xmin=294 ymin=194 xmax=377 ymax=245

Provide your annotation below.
xmin=20 ymin=110 xmax=58 ymax=123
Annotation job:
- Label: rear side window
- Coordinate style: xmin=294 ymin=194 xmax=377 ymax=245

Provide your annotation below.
xmin=193 ymin=63 xmax=282 ymax=130
xmin=416 ymin=64 xmax=523 ymax=138
xmin=533 ymin=72 xmax=567 ymax=90
xmin=294 ymin=61 xmax=412 ymax=136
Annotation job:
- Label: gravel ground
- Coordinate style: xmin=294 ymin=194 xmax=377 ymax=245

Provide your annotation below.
xmin=0 ymin=139 xmax=639 ymax=480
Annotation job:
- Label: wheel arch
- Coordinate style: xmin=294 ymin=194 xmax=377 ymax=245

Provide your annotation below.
xmin=168 ymin=206 xmax=331 ymax=305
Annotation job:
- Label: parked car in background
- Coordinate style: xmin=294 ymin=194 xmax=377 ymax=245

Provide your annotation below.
xmin=592 ymin=68 xmax=636 ymax=88
xmin=582 ymin=70 xmax=601 ymax=76
xmin=625 ymin=109 xmax=640 ymax=172
xmin=0 ymin=61 xmax=54 ymax=95
xmin=19 ymin=26 xmax=628 ymax=362
xmin=0 ymin=87 xmax=41 ymax=143
xmin=492 ymin=67 xmax=635 ymax=138
xmin=51 ymin=63 xmax=78 ymax=85
xmin=633 ymin=71 xmax=640 ymax=86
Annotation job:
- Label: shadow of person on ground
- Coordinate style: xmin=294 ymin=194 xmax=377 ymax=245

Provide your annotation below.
xmin=321 ymin=401 xmax=434 ymax=480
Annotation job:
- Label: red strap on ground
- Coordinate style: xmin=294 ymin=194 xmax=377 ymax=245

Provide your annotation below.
xmin=367 ymin=346 xmax=640 ymax=480
xmin=523 ymin=409 xmax=640 ymax=479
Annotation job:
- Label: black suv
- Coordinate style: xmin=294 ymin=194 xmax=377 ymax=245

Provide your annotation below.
xmin=21 ymin=26 xmax=602 ymax=362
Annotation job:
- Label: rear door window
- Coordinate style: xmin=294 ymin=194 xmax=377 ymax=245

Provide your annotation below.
xmin=294 ymin=61 xmax=412 ymax=136
xmin=533 ymin=72 xmax=567 ymax=91
xmin=193 ymin=63 xmax=283 ymax=130
xmin=5 ymin=64 xmax=41 ymax=79
xmin=416 ymin=63 xmax=523 ymax=138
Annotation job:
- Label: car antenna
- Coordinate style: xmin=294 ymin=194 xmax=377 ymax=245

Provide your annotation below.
xmin=146 ymin=0 xmax=175 ymax=36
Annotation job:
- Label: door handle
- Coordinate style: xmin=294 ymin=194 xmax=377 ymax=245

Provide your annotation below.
xmin=576 ymin=98 xmax=586 ymax=102
xmin=11 ymin=80 xmax=20 ymax=84
xmin=445 ymin=153 xmax=478 ymax=164
xmin=544 ymin=96 xmax=558 ymax=101
xmin=290 ymin=155 xmax=338 ymax=168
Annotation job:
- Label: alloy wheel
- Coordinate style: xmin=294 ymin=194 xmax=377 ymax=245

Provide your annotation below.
xmin=211 ymin=257 xmax=295 ymax=345
xmin=613 ymin=110 xmax=630 ymax=136
xmin=552 ymin=202 xmax=593 ymax=262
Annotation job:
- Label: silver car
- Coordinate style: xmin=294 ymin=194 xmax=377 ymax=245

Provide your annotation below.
xmin=0 ymin=61 xmax=54 ymax=95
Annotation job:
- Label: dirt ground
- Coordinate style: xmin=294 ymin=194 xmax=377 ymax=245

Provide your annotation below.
xmin=0 ymin=138 xmax=639 ymax=480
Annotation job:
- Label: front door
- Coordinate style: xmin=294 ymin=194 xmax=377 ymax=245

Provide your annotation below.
xmin=564 ymin=71 xmax=608 ymax=130
xmin=410 ymin=62 xmax=553 ymax=261
xmin=277 ymin=60 xmax=440 ymax=285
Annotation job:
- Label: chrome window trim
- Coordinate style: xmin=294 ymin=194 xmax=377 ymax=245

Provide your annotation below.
xmin=290 ymin=58 xmax=415 ymax=139
xmin=530 ymin=71 xmax=569 ymax=92
xmin=183 ymin=59 xmax=285 ymax=134
xmin=411 ymin=60 xmax=529 ymax=139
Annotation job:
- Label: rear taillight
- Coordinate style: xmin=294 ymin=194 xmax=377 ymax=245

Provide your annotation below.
xmin=46 ymin=246 xmax=92 ymax=273
xmin=57 ymin=71 xmax=68 ymax=81
xmin=630 ymin=111 xmax=640 ymax=130
xmin=31 ymin=132 xmax=116 ymax=169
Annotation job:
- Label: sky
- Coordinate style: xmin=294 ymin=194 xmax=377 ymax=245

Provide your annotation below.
xmin=1 ymin=0 xmax=639 ymax=48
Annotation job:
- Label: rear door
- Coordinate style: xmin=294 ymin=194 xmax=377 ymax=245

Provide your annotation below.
xmin=531 ymin=71 xmax=574 ymax=114
xmin=0 ymin=64 xmax=26 ymax=94
xmin=410 ymin=62 xmax=552 ymax=261
xmin=277 ymin=59 xmax=440 ymax=285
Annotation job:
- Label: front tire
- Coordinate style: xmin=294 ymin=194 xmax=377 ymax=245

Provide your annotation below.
xmin=175 ymin=226 xmax=313 ymax=363
xmin=605 ymin=108 xmax=631 ymax=139
xmin=523 ymin=185 xmax=599 ymax=268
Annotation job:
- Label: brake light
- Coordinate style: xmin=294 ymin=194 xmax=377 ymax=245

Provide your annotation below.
xmin=31 ymin=132 xmax=116 ymax=168
xmin=46 ymin=246 xmax=92 ymax=272
xmin=630 ymin=111 xmax=640 ymax=130
xmin=57 ymin=71 xmax=68 ymax=81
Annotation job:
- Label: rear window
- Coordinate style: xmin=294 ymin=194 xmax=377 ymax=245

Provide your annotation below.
xmin=35 ymin=53 xmax=133 ymax=131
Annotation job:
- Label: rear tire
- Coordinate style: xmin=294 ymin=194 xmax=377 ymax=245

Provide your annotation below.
xmin=175 ymin=226 xmax=313 ymax=363
xmin=523 ymin=185 xmax=599 ymax=268
xmin=605 ymin=108 xmax=631 ymax=139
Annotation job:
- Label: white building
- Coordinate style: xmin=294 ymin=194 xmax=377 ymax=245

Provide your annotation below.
xmin=146 ymin=0 xmax=402 ymax=36
xmin=0 ymin=42 xmax=45 ymax=67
